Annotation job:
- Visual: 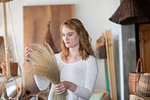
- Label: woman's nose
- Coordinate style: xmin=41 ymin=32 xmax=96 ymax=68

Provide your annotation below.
xmin=64 ymin=36 xmax=69 ymax=41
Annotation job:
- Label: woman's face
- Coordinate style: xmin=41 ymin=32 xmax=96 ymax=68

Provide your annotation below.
xmin=62 ymin=26 xmax=80 ymax=48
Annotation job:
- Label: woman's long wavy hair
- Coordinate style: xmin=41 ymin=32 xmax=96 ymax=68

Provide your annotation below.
xmin=60 ymin=18 xmax=95 ymax=61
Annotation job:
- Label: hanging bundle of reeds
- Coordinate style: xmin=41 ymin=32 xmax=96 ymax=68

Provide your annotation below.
xmin=28 ymin=43 xmax=66 ymax=100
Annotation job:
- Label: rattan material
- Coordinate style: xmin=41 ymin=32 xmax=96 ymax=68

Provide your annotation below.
xmin=137 ymin=73 xmax=150 ymax=97
xmin=109 ymin=0 xmax=150 ymax=25
xmin=129 ymin=58 xmax=144 ymax=94
xmin=129 ymin=94 xmax=150 ymax=100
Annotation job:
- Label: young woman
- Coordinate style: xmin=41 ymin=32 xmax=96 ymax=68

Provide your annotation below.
xmin=25 ymin=18 xmax=98 ymax=100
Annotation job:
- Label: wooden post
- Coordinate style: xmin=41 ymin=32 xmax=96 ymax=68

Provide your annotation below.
xmin=105 ymin=30 xmax=117 ymax=100
xmin=107 ymin=30 xmax=117 ymax=100
xmin=2 ymin=0 xmax=11 ymax=77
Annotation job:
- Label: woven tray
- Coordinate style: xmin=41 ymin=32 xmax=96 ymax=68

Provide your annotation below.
xmin=129 ymin=94 xmax=150 ymax=100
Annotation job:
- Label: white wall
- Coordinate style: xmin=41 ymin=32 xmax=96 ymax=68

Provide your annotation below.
xmin=0 ymin=0 xmax=120 ymax=90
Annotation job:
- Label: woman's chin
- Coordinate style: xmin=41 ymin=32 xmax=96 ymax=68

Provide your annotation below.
xmin=65 ymin=44 xmax=70 ymax=48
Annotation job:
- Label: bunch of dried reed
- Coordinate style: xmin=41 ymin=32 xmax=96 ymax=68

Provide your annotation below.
xmin=28 ymin=43 xmax=66 ymax=100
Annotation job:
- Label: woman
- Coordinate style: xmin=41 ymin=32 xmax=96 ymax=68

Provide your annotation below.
xmin=25 ymin=18 xmax=98 ymax=100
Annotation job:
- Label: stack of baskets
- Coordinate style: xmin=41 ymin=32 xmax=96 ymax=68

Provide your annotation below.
xmin=129 ymin=58 xmax=150 ymax=100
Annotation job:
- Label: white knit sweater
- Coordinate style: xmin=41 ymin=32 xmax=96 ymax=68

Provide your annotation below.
xmin=34 ymin=53 xmax=98 ymax=100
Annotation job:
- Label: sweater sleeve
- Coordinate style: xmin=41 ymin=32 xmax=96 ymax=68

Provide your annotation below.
xmin=74 ymin=56 xmax=98 ymax=99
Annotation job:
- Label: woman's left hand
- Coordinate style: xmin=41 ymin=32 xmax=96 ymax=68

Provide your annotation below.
xmin=54 ymin=81 xmax=70 ymax=95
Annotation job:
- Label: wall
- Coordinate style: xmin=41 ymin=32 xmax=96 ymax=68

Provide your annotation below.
xmin=0 ymin=0 xmax=121 ymax=96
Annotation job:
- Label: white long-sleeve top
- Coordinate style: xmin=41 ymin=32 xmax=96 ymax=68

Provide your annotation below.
xmin=34 ymin=53 xmax=98 ymax=100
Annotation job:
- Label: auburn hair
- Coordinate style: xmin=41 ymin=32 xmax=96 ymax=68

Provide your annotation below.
xmin=60 ymin=18 xmax=95 ymax=61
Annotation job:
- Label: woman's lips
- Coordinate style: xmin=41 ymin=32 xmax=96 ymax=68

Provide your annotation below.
xmin=65 ymin=42 xmax=70 ymax=44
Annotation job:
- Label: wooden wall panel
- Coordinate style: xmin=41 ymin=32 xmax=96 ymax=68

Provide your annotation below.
xmin=139 ymin=24 xmax=150 ymax=72
xmin=23 ymin=5 xmax=75 ymax=94
xmin=50 ymin=5 xmax=75 ymax=50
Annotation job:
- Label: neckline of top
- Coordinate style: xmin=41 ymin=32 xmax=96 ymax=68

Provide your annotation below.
xmin=58 ymin=53 xmax=82 ymax=65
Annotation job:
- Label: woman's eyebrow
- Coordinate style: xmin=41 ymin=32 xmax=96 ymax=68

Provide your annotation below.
xmin=62 ymin=32 xmax=74 ymax=35
xmin=67 ymin=32 xmax=74 ymax=34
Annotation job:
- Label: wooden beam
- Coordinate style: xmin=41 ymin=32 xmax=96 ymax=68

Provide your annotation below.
xmin=2 ymin=0 xmax=11 ymax=77
xmin=105 ymin=30 xmax=117 ymax=100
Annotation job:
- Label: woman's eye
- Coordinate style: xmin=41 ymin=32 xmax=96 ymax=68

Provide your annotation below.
xmin=68 ymin=33 xmax=72 ymax=36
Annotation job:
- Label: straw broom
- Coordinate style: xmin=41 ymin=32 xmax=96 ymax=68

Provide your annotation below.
xmin=28 ymin=43 xmax=67 ymax=100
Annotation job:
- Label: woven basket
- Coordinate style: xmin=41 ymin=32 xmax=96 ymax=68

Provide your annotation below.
xmin=129 ymin=58 xmax=144 ymax=94
xmin=129 ymin=94 xmax=150 ymax=100
xmin=137 ymin=73 xmax=150 ymax=97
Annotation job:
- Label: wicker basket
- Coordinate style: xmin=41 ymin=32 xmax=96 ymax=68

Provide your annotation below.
xmin=129 ymin=94 xmax=150 ymax=100
xmin=137 ymin=73 xmax=150 ymax=97
xmin=129 ymin=58 xmax=144 ymax=94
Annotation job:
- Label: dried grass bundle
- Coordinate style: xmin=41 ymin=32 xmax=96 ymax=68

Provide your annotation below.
xmin=28 ymin=43 xmax=66 ymax=100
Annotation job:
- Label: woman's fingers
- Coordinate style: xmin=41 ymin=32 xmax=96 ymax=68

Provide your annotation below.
xmin=54 ymin=87 xmax=65 ymax=92
xmin=25 ymin=45 xmax=31 ymax=57
xmin=56 ymin=88 xmax=66 ymax=95
xmin=25 ymin=44 xmax=32 ymax=62
xmin=54 ymin=83 xmax=67 ymax=94
xmin=54 ymin=84 xmax=64 ymax=90
xmin=25 ymin=50 xmax=30 ymax=57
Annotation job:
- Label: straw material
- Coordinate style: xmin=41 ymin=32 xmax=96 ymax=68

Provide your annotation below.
xmin=28 ymin=43 xmax=67 ymax=100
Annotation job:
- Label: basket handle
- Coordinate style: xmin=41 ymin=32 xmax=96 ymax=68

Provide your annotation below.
xmin=136 ymin=58 xmax=143 ymax=73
